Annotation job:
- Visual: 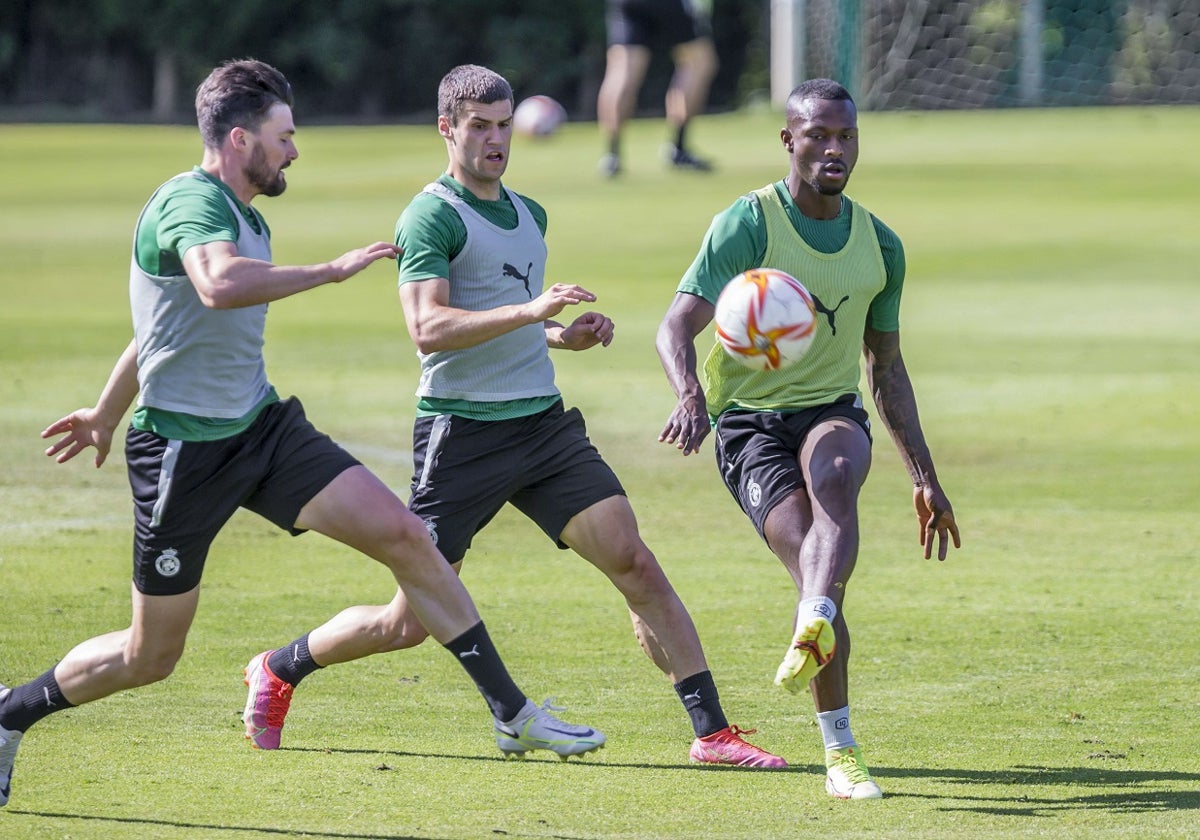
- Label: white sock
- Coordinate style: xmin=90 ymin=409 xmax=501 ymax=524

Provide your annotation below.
xmin=816 ymin=705 xmax=856 ymax=752
xmin=797 ymin=596 xmax=837 ymax=632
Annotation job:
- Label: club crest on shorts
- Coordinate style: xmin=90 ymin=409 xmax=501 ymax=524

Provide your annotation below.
xmin=422 ymin=516 xmax=439 ymax=545
xmin=154 ymin=548 xmax=181 ymax=577
xmin=747 ymin=480 xmax=762 ymax=508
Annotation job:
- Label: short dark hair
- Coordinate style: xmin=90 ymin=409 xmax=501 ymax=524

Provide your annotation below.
xmin=786 ymin=78 xmax=854 ymax=121
xmin=437 ymin=64 xmax=513 ymax=126
xmin=195 ymin=59 xmax=294 ymax=149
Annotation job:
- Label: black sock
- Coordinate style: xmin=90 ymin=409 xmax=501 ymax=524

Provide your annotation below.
xmin=267 ymin=634 xmax=322 ymax=687
xmin=608 ymin=136 xmax=620 ymax=157
xmin=674 ymin=124 xmax=688 ymax=152
xmin=674 ymin=670 xmax=728 ymax=738
xmin=0 ymin=667 xmax=75 ymax=732
xmin=443 ymin=622 xmax=526 ymax=722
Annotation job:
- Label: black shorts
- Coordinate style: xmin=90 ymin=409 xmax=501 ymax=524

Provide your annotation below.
xmin=408 ymin=400 xmax=626 ymax=564
xmin=125 ymin=396 xmax=360 ymax=595
xmin=713 ymin=395 xmax=872 ymax=540
xmin=606 ymin=0 xmax=710 ymax=48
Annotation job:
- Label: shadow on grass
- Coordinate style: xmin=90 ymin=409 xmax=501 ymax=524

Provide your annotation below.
xmin=7 ymin=807 xmax=597 ymax=840
xmin=876 ymin=763 xmax=1200 ymax=816
xmin=0 ymin=750 xmax=802 ymax=838
xmin=284 ymin=744 xmax=811 ymax=772
xmin=5 ymin=810 xmax=436 ymax=840
xmin=291 ymin=748 xmax=1200 ymax=816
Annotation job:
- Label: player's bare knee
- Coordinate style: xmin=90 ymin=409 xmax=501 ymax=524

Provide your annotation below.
xmin=613 ymin=545 xmax=673 ymax=597
xmin=812 ymin=455 xmax=864 ymax=501
xmin=373 ymin=508 xmax=441 ymax=567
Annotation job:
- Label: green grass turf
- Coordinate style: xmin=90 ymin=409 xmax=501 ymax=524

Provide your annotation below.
xmin=1 ymin=104 xmax=1198 ymax=838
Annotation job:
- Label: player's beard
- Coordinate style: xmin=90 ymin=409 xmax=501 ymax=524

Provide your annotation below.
xmin=246 ymin=143 xmax=288 ymax=197
xmin=809 ymin=172 xmax=848 ymax=196
xmin=803 ymin=161 xmax=851 ymax=197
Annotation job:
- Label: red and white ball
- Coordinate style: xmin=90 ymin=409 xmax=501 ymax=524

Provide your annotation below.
xmin=714 ymin=268 xmax=817 ymax=371
xmin=513 ymin=95 xmax=567 ymax=137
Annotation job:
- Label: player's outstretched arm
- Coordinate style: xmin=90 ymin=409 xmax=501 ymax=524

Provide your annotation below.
xmin=863 ymin=326 xmax=961 ymax=560
xmin=184 ymin=240 xmax=401 ymax=309
xmin=42 ymin=338 xmax=140 ymax=468
xmin=656 ymin=292 xmax=714 ymax=456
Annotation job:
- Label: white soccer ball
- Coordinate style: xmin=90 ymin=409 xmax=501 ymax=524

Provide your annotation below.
xmin=512 ymin=95 xmax=567 ymax=138
xmin=714 ymin=268 xmax=817 ymax=371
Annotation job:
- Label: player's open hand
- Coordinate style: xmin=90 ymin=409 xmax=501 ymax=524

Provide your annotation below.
xmin=329 ymin=242 xmax=402 ymax=282
xmin=659 ymin=394 xmax=710 ymax=456
xmin=559 ymin=311 xmax=614 ymax=350
xmin=42 ymin=408 xmax=114 ymax=468
xmin=529 ymin=283 xmax=598 ymax=321
xmin=914 ymin=483 xmax=960 ymax=560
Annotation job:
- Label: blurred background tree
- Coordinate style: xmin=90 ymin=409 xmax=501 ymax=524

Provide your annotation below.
xmin=0 ymin=0 xmax=769 ymax=121
xmin=0 ymin=0 xmax=1195 ymax=121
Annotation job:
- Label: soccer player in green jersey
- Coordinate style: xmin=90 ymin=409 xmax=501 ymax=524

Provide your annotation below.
xmin=0 ymin=59 xmax=603 ymax=809
xmin=656 ymin=78 xmax=961 ymax=799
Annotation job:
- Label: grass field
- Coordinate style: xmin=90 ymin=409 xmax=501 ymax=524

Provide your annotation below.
xmin=1 ymin=103 xmax=1198 ymax=839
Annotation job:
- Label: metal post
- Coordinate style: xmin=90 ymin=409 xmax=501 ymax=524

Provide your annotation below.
xmin=834 ymin=0 xmax=860 ymax=99
xmin=1019 ymin=0 xmax=1044 ymax=105
xmin=771 ymin=0 xmax=807 ymax=107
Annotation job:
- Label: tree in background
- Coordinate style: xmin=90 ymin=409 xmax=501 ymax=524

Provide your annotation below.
xmin=2 ymin=0 xmax=1195 ymax=120
xmin=0 ymin=0 xmax=641 ymax=121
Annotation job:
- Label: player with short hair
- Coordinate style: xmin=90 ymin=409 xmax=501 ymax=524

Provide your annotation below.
xmin=0 ymin=58 xmax=601 ymax=809
xmin=656 ymin=78 xmax=961 ymax=799
xmin=597 ymin=0 xmax=718 ymax=176
xmin=242 ymin=63 xmax=787 ymax=770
